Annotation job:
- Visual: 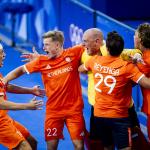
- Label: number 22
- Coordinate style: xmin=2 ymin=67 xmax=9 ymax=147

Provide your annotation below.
xmin=47 ymin=128 xmax=57 ymax=136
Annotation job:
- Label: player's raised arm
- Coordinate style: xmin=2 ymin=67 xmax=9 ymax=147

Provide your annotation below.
xmin=21 ymin=46 xmax=40 ymax=62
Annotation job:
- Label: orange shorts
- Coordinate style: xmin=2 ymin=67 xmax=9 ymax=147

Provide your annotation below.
xmin=45 ymin=113 xmax=85 ymax=141
xmin=0 ymin=115 xmax=30 ymax=149
xmin=13 ymin=120 xmax=30 ymax=138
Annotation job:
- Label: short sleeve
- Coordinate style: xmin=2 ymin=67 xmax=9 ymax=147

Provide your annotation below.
xmin=24 ymin=56 xmax=41 ymax=74
xmin=0 ymin=80 xmax=5 ymax=96
xmin=125 ymin=63 xmax=144 ymax=83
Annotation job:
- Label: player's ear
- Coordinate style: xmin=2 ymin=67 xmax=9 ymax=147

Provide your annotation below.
xmin=95 ymin=39 xmax=99 ymax=43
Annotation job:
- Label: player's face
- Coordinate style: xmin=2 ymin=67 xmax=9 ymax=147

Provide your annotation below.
xmin=82 ymin=33 xmax=102 ymax=55
xmin=134 ymin=31 xmax=141 ymax=49
xmin=0 ymin=48 xmax=5 ymax=67
xmin=43 ymin=38 xmax=61 ymax=58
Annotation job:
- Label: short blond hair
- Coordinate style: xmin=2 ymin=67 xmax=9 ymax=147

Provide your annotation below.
xmin=42 ymin=30 xmax=64 ymax=46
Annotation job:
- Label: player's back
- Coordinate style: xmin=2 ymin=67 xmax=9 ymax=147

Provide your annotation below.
xmin=85 ymin=55 xmax=143 ymax=118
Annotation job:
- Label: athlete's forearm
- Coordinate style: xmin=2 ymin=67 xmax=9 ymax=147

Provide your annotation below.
xmin=4 ymin=66 xmax=25 ymax=84
xmin=139 ymin=76 xmax=150 ymax=88
xmin=7 ymin=84 xmax=33 ymax=94
xmin=0 ymin=100 xmax=31 ymax=110
xmin=121 ymin=49 xmax=142 ymax=61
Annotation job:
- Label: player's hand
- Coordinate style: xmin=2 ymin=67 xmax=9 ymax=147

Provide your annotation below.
xmin=129 ymin=53 xmax=145 ymax=65
xmin=32 ymin=85 xmax=45 ymax=97
xmin=21 ymin=47 xmax=40 ymax=62
xmin=29 ymin=96 xmax=44 ymax=110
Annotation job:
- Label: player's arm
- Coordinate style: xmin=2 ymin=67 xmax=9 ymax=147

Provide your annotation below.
xmin=121 ymin=49 xmax=144 ymax=64
xmin=78 ymin=64 xmax=88 ymax=74
xmin=0 ymin=96 xmax=43 ymax=110
xmin=138 ymin=76 xmax=150 ymax=88
xmin=3 ymin=66 xmax=26 ymax=84
xmin=79 ymin=56 xmax=93 ymax=73
xmin=78 ymin=64 xmax=88 ymax=73
xmin=7 ymin=84 xmax=45 ymax=97
xmin=121 ymin=49 xmax=142 ymax=60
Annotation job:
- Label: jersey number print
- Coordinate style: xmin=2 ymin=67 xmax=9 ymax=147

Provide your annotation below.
xmin=94 ymin=73 xmax=116 ymax=94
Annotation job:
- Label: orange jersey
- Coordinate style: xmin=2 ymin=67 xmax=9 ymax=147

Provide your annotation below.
xmin=137 ymin=50 xmax=150 ymax=115
xmin=0 ymin=74 xmax=26 ymax=149
xmin=24 ymin=45 xmax=84 ymax=116
xmin=84 ymin=55 xmax=144 ymax=118
xmin=0 ymin=74 xmax=8 ymax=119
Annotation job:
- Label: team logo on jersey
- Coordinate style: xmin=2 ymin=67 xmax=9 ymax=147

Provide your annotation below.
xmin=45 ymin=64 xmax=51 ymax=69
xmin=65 ymin=57 xmax=71 ymax=62
xmin=80 ymin=131 xmax=85 ymax=136
xmin=16 ymin=130 xmax=23 ymax=137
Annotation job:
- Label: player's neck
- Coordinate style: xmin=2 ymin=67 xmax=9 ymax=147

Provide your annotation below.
xmin=96 ymin=50 xmax=102 ymax=56
xmin=55 ymin=47 xmax=63 ymax=58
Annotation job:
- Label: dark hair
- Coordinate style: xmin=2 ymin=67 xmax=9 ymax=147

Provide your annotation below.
xmin=106 ymin=31 xmax=124 ymax=56
xmin=137 ymin=23 xmax=150 ymax=48
xmin=42 ymin=30 xmax=64 ymax=46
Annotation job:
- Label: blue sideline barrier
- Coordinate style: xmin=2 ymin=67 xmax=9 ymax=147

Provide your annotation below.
xmin=60 ymin=0 xmax=95 ymax=48
xmin=96 ymin=11 xmax=135 ymax=48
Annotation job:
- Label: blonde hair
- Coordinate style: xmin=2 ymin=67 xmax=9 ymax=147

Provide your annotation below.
xmin=42 ymin=30 xmax=64 ymax=46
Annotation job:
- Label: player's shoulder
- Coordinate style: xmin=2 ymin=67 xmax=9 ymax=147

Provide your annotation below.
xmin=143 ymin=50 xmax=150 ymax=63
xmin=66 ymin=45 xmax=84 ymax=52
xmin=124 ymin=61 xmax=137 ymax=71
xmin=87 ymin=55 xmax=103 ymax=65
xmin=109 ymin=57 xmax=129 ymax=69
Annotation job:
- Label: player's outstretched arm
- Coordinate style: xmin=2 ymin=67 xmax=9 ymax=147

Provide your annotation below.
xmin=0 ymin=96 xmax=43 ymax=110
xmin=7 ymin=84 xmax=45 ymax=98
xmin=3 ymin=66 xmax=25 ymax=84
